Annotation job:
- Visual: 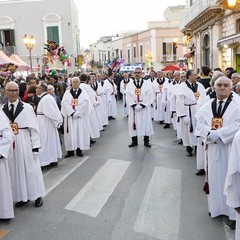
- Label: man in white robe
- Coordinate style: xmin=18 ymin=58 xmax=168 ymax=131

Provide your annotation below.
xmin=0 ymin=109 xmax=14 ymax=222
xmin=120 ymin=72 xmax=131 ymax=116
xmin=152 ymin=71 xmax=167 ymax=123
xmin=104 ymin=72 xmax=118 ymax=120
xmin=36 ymin=83 xmax=63 ymax=171
xmin=169 ymin=71 xmax=181 ymax=132
xmin=94 ymin=73 xmax=108 ymax=126
xmin=61 ymin=77 xmax=91 ymax=158
xmin=161 ymin=76 xmax=172 ymax=129
xmin=224 ymin=129 xmax=240 ymax=237
xmin=126 ymin=67 xmax=154 ymax=147
xmin=195 ymin=76 xmax=240 ymax=220
xmin=176 ymin=69 xmax=205 ymax=157
xmin=80 ymin=74 xmax=101 ymax=140
xmin=2 ymin=82 xmax=45 ymax=208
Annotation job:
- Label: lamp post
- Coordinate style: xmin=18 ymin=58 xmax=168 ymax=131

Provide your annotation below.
xmin=226 ymin=0 xmax=240 ymax=9
xmin=23 ymin=34 xmax=36 ymax=72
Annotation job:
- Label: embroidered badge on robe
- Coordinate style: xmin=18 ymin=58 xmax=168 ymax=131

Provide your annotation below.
xmin=211 ymin=117 xmax=223 ymax=130
xmin=194 ymin=91 xmax=200 ymax=100
xmin=71 ymin=99 xmax=78 ymax=110
xmin=10 ymin=122 xmax=19 ymax=135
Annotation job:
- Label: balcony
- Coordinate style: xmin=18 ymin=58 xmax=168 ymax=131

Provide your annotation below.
xmin=181 ymin=0 xmax=221 ymax=31
xmin=0 ymin=45 xmax=15 ymax=56
xmin=162 ymin=54 xmax=177 ymax=63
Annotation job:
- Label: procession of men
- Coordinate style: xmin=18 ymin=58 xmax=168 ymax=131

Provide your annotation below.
xmin=1 ymin=67 xmax=240 ymax=239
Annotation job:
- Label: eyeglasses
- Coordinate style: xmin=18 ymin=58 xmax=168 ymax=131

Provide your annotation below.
xmin=134 ymin=72 xmax=142 ymax=74
xmin=6 ymin=89 xmax=19 ymax=93
xmin=216 ymin=83 xmax=230 ymax=87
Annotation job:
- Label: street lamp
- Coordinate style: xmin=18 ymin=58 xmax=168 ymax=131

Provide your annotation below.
xmin=226 ymin=0 xmax=240 ymax=9
xmin=23 ymin=34 xmax=36 ymax=72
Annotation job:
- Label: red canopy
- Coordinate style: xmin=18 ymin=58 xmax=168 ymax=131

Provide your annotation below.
xmin=162 ymin=64 xmax=186 ymax=71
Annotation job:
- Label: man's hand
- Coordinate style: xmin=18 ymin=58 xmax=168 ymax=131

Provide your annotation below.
xmin=135 ymin=105 xmax=142 ymax=112
xmin=208 ymin=130 xmax=220 ymax=143
xmin=182 ymin=116 xmax=190 ymax=125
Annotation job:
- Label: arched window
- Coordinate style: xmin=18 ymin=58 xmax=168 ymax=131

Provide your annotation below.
xmin=42 ymin=13 xmax=62 ymax=45
xmin=0 ymin=16 xmax=15 ymax=46
xmin=203 ymin=34 xmax=210 ymax=66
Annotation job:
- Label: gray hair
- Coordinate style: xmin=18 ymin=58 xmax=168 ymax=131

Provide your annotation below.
xmin=210 ymin=71 xmax=225 ymax=87
xmin=5 ymin=81 xmax=19 ymax=90
xmin=214 ymin=76 xmax=233 ymax=87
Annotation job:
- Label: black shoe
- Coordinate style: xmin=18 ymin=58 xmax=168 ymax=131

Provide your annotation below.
xmin=0 ymin=218 xmax=11 ymax=223
xmin=159 ymin=121 xmax=164 ymax=124
xmin=90 ymin=139 xmax=96 ymax=144
xmin=41 ymin=166 xmax=48 ymax=172
xmin=35 ymin=197 xmax=43 ymax=208
xmin=144 ymin=142 xmax=152 ymax=148
xmin=163 ymin=123 xmax=170 ymax=129
xmin=64 ymin=151 xmax=74 ymax=158
xmin=103 ymin=125 xmax=107 ymax=127
xmin=108 ymin=116 xmax=115 ymax=120
xmin=196 ymin=169 xmax=205 ymax=176
xmin=178 ymin=139 xmax=183 ymax=145
xmin=187 ymin=152 xmax=193 ymax=157
xmin=128 ymin=142 xmax=138 ymax=147
xmin=15 ymin=200 xmax=29 ymax=208
xmin=228 ymin=220 xmax=236 ymax=230
xmin=49 ymin=162 xmax=58 ymax=168
xmin=76 ymin=148 xmax=84 ymax=157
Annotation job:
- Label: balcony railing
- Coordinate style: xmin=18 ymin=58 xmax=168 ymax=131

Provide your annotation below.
xmin=0 ymin=46 xmax=15 ymax=56
xmin=162 ymin=54 xmax=177 ymax=63
xmin=181 ymin=0 xmax=219 ymax=29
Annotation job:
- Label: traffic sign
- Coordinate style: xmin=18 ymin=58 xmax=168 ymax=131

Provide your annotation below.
xmin=179 ymin=62 xmax=184 ymax=69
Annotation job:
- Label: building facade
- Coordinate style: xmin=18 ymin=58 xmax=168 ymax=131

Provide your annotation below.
xmin=89 ymin=5 xmax=186 ymax=72
xmin=181 ymin=0 xmax=240 ymax=72
xmin=0 ymin=0 xmax=80 ymax=73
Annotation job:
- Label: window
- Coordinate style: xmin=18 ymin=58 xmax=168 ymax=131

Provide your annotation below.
xmin=140 ymin=45 xmax=143 ymax=57
xmin=0 ymin=29 xmax=15 ymax=46
xmin=47 ymin=26 xmax=59 ymax=44
xmin=162 ymin=42 xmax=175 ymax=62
xmin=42 ymin=13 xmax=62 ymax=45
xmin=127 ymin=49 xmax=130 ymax=63
xmin=120 ymin=50 xmax=122 ymax=58
xmin=133 ymin=46 xmax=136 ymax=58
xmin=203 ymin=34 xmax=210 ymax=66
xmin=236 ymin=19 xmax=240 ymax=33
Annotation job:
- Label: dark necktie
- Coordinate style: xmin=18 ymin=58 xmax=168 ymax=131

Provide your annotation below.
xmin=136 ymin=81 xmax=140 ymax=88
xmin=191 ymin=83 xmax=195 ymax=91
xmin=217 ymin=100 xmax=223 ymax=117
xmin=9 ymin=103 xmax=14 ymax=119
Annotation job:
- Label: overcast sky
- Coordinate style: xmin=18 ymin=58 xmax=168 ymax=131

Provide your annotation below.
xmin=74 ymin=0 xmax=186 ymax=48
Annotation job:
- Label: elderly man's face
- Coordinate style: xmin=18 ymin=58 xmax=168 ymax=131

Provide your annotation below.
xmin=72 ymin=79 xmax=80 ymax=89
xmin=5 ymin=84 xmax=19 ymax=103
xmin=215 ymin=79 xmax=232 ymax=100
xmin=231 ymin=75 xmax=240 ymax=85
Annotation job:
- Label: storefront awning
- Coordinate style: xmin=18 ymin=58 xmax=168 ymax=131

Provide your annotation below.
xmin=217 ymin=33 xmax=240 ymax=47
xmin=183 ymin=51 xmax=194 ymax=58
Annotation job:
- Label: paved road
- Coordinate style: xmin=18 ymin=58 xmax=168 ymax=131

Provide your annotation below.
xmin=0 ymin=105 xmax=235 ymax=240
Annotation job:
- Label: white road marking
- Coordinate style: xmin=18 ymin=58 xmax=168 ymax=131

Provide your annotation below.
xmin=65 ymin=159 xmax=131 ymax=217
xmin=134 ymin=167 xmax=182 ymax=240
xmin=44 ymin=156 xmax=89 ymax=196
